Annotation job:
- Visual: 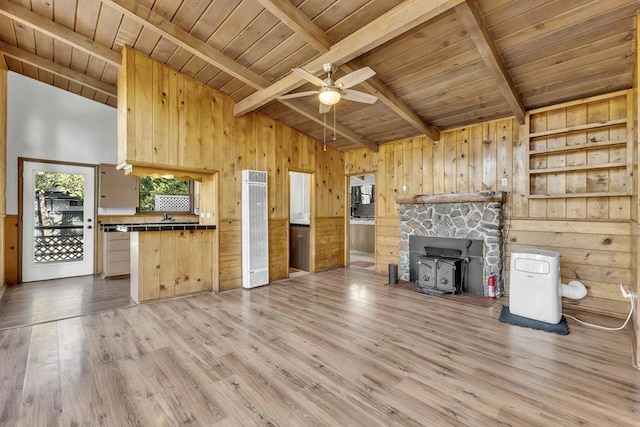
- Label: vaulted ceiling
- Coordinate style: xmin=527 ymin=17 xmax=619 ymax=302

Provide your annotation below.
xmin=0 ymin=0 xmax=637 ymax=151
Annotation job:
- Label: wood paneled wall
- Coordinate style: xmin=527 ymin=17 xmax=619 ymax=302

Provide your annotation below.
xmin=346 ymin=101 xmax=634 ymax=318
xmin=120 ymin=48 xmax=345 ymax=291
xmin=0 ymin=58 xmax=6 ymax=288
xmin=633 ymin=15 xmax=639 ymax=363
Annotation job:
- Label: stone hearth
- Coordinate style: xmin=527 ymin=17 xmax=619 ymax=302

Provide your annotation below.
xmin=397 ymin=191 xmax=505 ymax=295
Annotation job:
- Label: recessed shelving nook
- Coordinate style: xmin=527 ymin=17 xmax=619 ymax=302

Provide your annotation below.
xmin=526 ymin=90 xmax=632 ymax=199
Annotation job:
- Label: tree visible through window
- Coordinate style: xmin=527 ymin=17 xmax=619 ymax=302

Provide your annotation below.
xmin=139 ymin=177 xmax=191 ymax=212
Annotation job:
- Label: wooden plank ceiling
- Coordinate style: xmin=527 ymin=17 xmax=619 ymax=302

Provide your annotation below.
xmin=0 ymin=0 xmax=637 ymax=151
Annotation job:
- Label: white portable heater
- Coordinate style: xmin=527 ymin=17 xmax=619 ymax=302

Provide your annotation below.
xmin=510 ymin=249 xmax=586 ymax=324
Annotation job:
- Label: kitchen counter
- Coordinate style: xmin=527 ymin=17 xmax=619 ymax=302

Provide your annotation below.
xmin=99 ymin=222 xmax=218 ymax=303
xmin=100 ymin=222 xmax=216 ymax=232
xmin=350 ymin=218 xmax=375 ymax=225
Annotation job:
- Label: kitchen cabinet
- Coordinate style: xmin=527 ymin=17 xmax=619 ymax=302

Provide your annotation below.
xmin=350 ymin=223 xmax=375 ymax=253
xmin=102 ymin=231 xmax=130 ymax=277
xmin=99 ymin=164 xmax=139 ymax=208
xmin=290 ymin=225 xmax=310 ymax=271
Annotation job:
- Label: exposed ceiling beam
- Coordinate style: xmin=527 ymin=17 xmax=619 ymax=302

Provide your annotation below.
xmin=254 ymin=0 xmax=441 ymax=141
xmin=280 ymin=100 xmax=378 ymax=151
xmin=0 ymin=0 xmax=121 ymax=67
xmin=0 ymin=40 xmax=117 ymax=96
xmin=101 ymin=0 xmax=377 ymax=151
xmin=343 ymin=64 xmax=440 ymax=141
xmin=255 ymin=0 xmax=331 ymax=52
xmin=455 ymin=0 xmax=525 ymax=124
xmin=103 ymin=0 xmax=268 ymax=90
xmin=234 ymin=0 xmax=465 ymax=117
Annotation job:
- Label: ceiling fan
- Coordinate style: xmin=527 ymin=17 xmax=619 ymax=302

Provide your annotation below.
xmin=278 ymin=63 xmax=378 ymax=113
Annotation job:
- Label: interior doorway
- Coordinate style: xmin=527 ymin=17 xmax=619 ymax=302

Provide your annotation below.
xmin=21 ymin=160 xmax=96 ymax=282
xmin=289 ymin=171 xmax=311 ymax=277
xmin=349 ymin=174 xmax=375 ymax=270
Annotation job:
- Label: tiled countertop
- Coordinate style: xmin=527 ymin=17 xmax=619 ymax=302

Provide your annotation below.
xmin=100 ymin=222 xmax=217 ymax=232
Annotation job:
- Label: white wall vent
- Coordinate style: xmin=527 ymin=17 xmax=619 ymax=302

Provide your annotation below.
xmin=242 ymin=170 xmax=269 ymax=288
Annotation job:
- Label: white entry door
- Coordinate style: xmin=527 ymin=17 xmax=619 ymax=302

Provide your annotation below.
xmin=22 ymin=161 xmax=95 ymax=282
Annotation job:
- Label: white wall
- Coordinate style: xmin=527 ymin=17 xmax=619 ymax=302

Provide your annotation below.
xmin=7 ymin=72 xmax=118 ymax=214
xmin=289 ymin=171 xmax=310 ymax=224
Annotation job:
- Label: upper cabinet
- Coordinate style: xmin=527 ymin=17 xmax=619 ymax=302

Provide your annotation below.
xmin=98 ymin=164 xmax=139 ymax=208
xmin=117 ymin=46 xmax=220 ymax=177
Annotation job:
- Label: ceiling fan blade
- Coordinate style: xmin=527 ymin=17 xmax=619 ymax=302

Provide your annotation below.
xmin=342 ymin=89 xmax=378 ymax=104
xmin=335 ymin=67 xmax=376 ymax=89
xmin=277 ymin=90 xmax=319 ymax=100
xmin=319 ymin=103 xmax=332 ymax=114
xmin=291 ymin=68 xmax=325 ymax=87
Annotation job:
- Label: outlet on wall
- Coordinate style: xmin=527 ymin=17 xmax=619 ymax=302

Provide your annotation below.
xmin=501 ymin=178 xmax=508 ymax=187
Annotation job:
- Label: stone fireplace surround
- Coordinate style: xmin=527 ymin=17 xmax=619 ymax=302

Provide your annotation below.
xmin=396 ymin=191 xmax=505 ymax=296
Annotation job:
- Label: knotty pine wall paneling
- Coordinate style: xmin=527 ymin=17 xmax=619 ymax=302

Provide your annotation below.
xmin=346 ymin=103 xmax=634 ymax=318
xmin=633 ymin=16 xmax=639 ymax=364
xmin=0 ymin=58 xmax=6 ymax=288
xmin=119 ymin=48 xmax=345 ymax=291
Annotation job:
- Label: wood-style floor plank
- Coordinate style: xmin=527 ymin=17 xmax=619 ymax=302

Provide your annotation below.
xmin=0 ymin=275 xmax=134 ymax=330
xmin=0 ymin=267 xmax=638 ymax=426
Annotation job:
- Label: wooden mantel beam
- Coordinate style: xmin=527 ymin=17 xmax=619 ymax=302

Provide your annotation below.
xmin=0 ymin=40 xmax=117 ymax=96
xmin=254 ymin=0 xmax=440 ymax=141
xmin=455 ymin=0 xmax=525 ymax=124
xmin=102 ymin=0 xmax=377 ymax=151
xmin=0 ymin=0 xmax=121 ymax=67
xmin=396 ymin=191 xmax=505 ymax=204
xmin=234 ymin=0 xmax=465 ymax=117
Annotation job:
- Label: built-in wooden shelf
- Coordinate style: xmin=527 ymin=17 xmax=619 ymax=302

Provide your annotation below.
xmin=526 ymin=91 xmax=631 ymax=199
xmin=529 ymin=139 xmax=626 ymax=156
xmin=528 ymin=119 xmax=627 ymax=139
xmin=527 ymin=192 xmax=628 ymax=199
xmin=529 ymin=162 xmax=626 ymax=175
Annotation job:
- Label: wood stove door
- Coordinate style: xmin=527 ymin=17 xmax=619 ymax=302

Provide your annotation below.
xmin=418 ymin=258 xmax=436 ymax=287
xmin=435 ymin=261 xmax=456 ymax=293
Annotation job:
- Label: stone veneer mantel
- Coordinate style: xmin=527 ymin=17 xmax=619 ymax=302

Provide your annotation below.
xmin=395 ymin=191 xmax=505 ymax=205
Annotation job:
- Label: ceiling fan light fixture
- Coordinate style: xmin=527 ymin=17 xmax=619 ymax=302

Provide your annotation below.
xmin=319 ymin=87 xmax=341 ymax=105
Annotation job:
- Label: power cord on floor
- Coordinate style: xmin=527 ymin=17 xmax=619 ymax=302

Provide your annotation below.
xmin=563 ymin=284 xmax=636 ymax=331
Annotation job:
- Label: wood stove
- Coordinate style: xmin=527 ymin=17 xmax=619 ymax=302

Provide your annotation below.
xmin=417 ymin=245 xmax=467 ymax=294
xmin=409 ymin=236 xmax=484 ymax=295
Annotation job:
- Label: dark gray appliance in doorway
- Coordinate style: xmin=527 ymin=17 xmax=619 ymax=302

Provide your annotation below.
xmin=290 ymin=225 xmax=310 ymax=271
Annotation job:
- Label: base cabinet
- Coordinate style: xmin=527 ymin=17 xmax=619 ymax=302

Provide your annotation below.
xmin=102 ymin=232 xmax=130 ymax=277
xmin=350 ymin=224 xmax=374 ymax=253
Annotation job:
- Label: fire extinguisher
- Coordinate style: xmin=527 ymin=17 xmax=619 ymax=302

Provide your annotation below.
xmin=487 ymin=273 xmax=496 ymax=299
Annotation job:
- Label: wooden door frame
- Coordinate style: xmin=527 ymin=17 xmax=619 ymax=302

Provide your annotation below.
xmin=287 ymin=168 xmax=315 ymax=275
xmin=17 ymin=157 xmax=99 ymax=283
xmin=344 ymin=172 xmax=377 ymax=268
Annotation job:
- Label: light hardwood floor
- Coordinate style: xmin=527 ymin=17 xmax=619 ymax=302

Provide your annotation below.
xmin=0 ymin=268 xmax=638 ymax=426
xmin=0 ymin=275 xmax=134 ymax=330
